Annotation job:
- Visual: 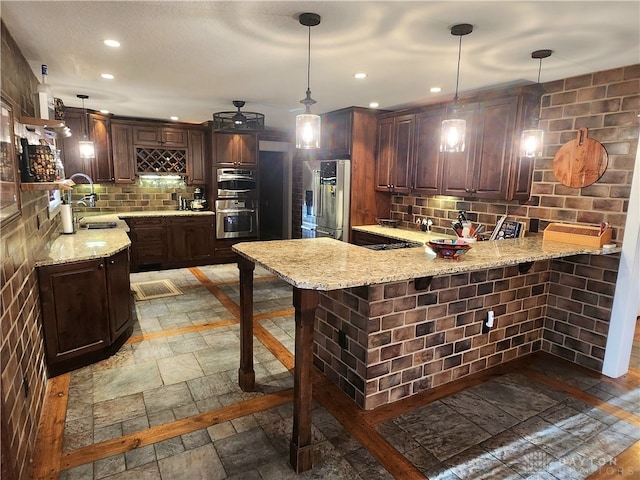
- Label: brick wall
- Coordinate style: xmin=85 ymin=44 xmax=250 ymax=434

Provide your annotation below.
xmin=1 ymin=21 xmax=56 ymax=479
xmin=390 ymin=64 xmax=639 ymax=373
xmin=314 ymin=261 xmax=549 ymax=410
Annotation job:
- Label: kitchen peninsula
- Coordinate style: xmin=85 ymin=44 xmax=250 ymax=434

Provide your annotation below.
xmin=233 ymin=236 xmax=618 ymax=472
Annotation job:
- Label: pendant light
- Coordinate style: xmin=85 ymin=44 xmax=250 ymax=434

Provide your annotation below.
xmin=519 ymin=49 xmax=552 ymax=158
xmin=295 ymin=12 xmax=321 ymax=150
xmin=77 ymin=94 xmax=95 ymax=159
xmin=440 ymin=23 xmax=473 ymax=153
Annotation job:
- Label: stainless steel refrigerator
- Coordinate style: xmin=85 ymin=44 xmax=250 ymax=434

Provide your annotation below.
xmin=301 ymin=159 xmax=351 ymax=240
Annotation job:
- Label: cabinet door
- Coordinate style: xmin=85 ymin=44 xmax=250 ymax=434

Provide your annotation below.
xmin=106 ymin=248 xmax=132 ymax=340
xmin=413 ymin=108 xmax=445 ymax=195
xmin=214 ymin=133 xmax=257 ymax=165
xmin=187 ymin=128 xmax=206 ymax=185
xmin=111 ymin=123 xmax=136 ymax=183
xmin=59 ymin=109 xmax=86 ymax=177
xmin=472 ymin=97 xmax=518 ymax=199
xmin=189 ymin=218 xmax=215 ymax=260
xmin=166 ymin=220 xmax=191 ymax=261
xmin=440 ymin=105 xmax=477 ymax=197
xmin=162 ymin=127 xmax=188 ymax=148
xmin=133 ymin=125 xmax=161 ymax=145
xmin=89 ymin=114 xmax=113 ymax=182
xmin=375 ymin=117 xmax=394 ymax=191
xmin=392 ymin=114 xmax=414 ymax=193
xmin=38 ymin=259 xmax=110 ymax=367
xmin=321 ymin=110 xmax=352 ymax=158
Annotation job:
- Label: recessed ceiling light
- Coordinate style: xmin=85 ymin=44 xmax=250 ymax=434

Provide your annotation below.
xmin=369 ymin=102 xmax=379 ymax=108
xmin=354 ymin=73 xmax=367 ymax=79
xmin=430 ymin=86 xmax=442 ymax=93
xmin=101 ymin=73 xmax=114 ymax=79
xmin=170 ymin=116 xmax=179 ymax=121
xmin=104 ymin=39 xmax=120 ymax=48
xmin=100 ymin=109 xmax=109 ymax=114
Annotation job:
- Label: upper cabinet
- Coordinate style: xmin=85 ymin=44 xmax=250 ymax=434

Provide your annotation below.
xmin=375 ymin=114 xmax=413 ymax=194
xmin=375 ymin=85 xmax=541 ymax=201
xmin=110 ymin=121 xmax=136 ymax=184
xmin=213 ymin=132 xmax=257 ymax=166
xmin=132 ymin=124 xmax=188 ymax=148
xmin=187 ymin=128 xmax=206 ymax=185
xmin=319 ymin=108 xmax=352 ymax=158
xmin=59 ymin=108 xmax=113 ymax=182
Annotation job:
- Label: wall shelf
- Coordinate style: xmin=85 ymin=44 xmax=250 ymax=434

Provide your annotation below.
xmin=20 ymin=180 xmax=75 ymax=191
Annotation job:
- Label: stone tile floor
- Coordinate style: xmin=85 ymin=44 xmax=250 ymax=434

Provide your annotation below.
xmin=57 ymin=265 xmax=640 ymax=479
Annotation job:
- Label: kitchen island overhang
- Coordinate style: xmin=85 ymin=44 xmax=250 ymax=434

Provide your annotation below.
xmin=232 ymin=236 xmax=618 ymax=473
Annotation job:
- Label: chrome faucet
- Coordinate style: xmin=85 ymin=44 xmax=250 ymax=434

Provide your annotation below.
xmin=66 ymin=173 xmax=96 ymax=207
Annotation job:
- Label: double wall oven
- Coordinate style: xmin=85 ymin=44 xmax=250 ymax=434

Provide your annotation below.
xmin=215 ymin=168 xmax=258 ymax=239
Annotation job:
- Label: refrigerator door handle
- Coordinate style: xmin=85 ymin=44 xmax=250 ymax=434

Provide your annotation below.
xmin=314 ymin=169 xmax=323 ymax=218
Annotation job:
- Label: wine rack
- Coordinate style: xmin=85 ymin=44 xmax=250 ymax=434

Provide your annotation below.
xmin=136 ymin=148 xmax=186 ymax=174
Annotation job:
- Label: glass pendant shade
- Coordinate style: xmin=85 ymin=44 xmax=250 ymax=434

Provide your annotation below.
xmin=519 ymin=129 xmax=544 ymax=158
xmin=440 ymin=118 xmax=466 ymax=153
xmin=78 ymin=139 xmax=96 ymax=159
xmin=296 ymin=113 xmax=321 ymax=149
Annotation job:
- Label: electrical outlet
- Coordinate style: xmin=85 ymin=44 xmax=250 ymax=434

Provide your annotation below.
xmin=482 ymin=310 xmax=494 ymax=334
xmin=338 ymin=330 xmax=348 ymax=349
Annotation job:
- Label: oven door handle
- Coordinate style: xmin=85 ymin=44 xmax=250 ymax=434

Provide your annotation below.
xmin=217 ymin=208 xmax=256 ymax=214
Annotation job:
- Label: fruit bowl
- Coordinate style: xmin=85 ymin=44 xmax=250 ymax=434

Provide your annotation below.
xmin=427 ymin=238 xmax=472 ymax=260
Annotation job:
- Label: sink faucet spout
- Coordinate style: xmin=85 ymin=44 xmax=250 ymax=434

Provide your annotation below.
xmin=67 ymin=173 xmax=96 ymax=207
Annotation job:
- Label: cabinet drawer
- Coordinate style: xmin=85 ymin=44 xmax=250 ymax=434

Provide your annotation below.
xmin=126 ymin=217 xmax=164 ymax=227
xmin=131 ymin=228 xmax=166 ymax=243
xmin=132 ymin=242 xmax=166 ymax=264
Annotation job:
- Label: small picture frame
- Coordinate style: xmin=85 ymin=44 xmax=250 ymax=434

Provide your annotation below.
xmin=0 ymin=99 xmax=21 ymax=226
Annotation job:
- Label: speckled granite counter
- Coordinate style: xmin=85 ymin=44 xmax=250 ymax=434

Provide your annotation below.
xmin=34 ymin=210 xmax=214 ymax=267
xmin=233 ymin=236 xmax=618 ymax=290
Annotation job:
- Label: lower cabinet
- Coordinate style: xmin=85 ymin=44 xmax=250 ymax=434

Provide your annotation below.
xmin=126 ymin=215 xmax=215 ymax=271
xmin=37 ymin=248 xmax=133 ymax=376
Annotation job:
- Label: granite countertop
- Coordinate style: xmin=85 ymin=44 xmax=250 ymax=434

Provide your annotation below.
xmin=34 ymin=210 xmax=214 ymax=267
xmin=233 ymin=236 xmax=620 ymax=291
xmin=352 ymin=225 xmax=456 ymax=243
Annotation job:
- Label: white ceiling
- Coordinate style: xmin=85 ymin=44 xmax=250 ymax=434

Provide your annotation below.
xmin=2 ymin=1 xmax=639 ymax=134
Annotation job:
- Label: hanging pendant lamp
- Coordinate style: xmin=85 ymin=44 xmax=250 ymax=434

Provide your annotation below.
xmin=77 ymin=94 xmax=95 ymax=159
xmin=295 ymin=12 xmax=321 ymax=150
xmin=519 ymin=49 xmax=552 ymax=158
xmin=440 ymin=23 xmax=473 ymax=153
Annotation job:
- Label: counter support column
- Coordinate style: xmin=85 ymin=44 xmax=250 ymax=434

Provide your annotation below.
xmin=238 ymin=256 xmax=255 ymax=391
xmin=289 ymin=287 xmax=319 ymax=473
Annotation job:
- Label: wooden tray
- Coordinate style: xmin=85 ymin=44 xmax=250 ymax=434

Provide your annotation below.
xmin=543 ymin=223 xmax=612 ymax=247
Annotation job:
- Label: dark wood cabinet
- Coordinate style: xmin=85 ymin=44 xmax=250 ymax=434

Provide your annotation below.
xmin=213 ymin=238 xmax=242 ymax=263
xmin=320 ymin=109 xmax=352 ymax=158
xmin=111 ymin=121 xmax=136 ymax=183
xmin=126 ymin=217 xmax=167 ymax=269
xmin=37 ymin=248 xmax=133 ymax=376
xmin=376 ymin=85 xmax=542 ymax=201
xmin=187 ymin=128 xmax=206 ymax=185
xmin=127 ymin=215 xmax=215 ymax=270
xmin=375 ymin=114 xmax=413 ymax=194
xmin=60 ymin=108 xmax=113 ymax=182
xmin=133 ymin=124 xmax=188 ymax=148
xmin=213 ymin=132 xmax=257 ymax=166
xmin=413 ymin=107 xmax=447 ymax=195
xmin=166 ymin=216 xmax=214 ymax=263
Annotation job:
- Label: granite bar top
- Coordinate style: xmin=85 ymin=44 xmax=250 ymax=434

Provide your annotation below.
xmin=34 ymin=210 xmax=214 ymax=267
xmin=233 ymin=236 xmax=619 ymax=291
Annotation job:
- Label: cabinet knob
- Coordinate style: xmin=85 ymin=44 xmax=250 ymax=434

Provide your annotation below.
xmin=465 ymin=188 xmax=470 ymax=193
xmin=109 ymin=260 xmax=115 ymax=265
xmin=98 ymin=263 xmax=104 ymax=269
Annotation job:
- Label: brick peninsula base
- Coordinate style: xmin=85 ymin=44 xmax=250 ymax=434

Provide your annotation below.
xmin=233 ymin=237 xmax=616 ymax=473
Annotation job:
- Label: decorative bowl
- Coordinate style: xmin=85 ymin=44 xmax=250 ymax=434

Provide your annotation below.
xmin=427 ymin=238 xmax=472 ymax=259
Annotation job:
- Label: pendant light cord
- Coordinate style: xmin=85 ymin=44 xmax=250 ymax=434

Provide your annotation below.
xmin=537 ymin=57 xmax=543 ymax=84
xmin=306 ymin=26 xmax=311 ymax=92
xmin=454 ymin=34 xmax=462 ymax=102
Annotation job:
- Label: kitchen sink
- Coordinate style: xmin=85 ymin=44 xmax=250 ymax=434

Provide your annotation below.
xmin=82 ymin=222 xmax=118 ymax=229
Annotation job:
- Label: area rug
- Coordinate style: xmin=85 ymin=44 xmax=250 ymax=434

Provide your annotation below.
xmin=131 ymin=279 xmax=183 ymax=301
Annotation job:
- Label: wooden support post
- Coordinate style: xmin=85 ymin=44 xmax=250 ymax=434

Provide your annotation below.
xmin=238 ymin=256 xmax=255 ymax=391
xmin=289 ymin=287 xmax=319 ymax=473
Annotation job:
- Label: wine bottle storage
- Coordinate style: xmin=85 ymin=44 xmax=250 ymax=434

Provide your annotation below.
xmin=135 ymin=147 xmax=186 ymax=174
